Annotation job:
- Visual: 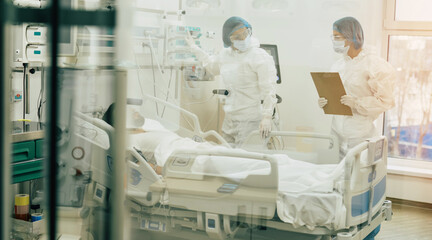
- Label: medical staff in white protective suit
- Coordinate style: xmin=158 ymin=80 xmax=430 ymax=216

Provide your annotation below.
xmin=186 ymin=16 xmax=278 ymax=147
xmin=318 ymin=17 xmax=396 ymax=158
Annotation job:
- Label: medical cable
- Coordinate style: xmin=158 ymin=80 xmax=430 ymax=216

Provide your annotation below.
xmin=138 ymin=40 xmax=205 ymax=131
xmin=147 ymin=35 xmax=165 ymax=75
xmin=37 ymin=64 xmax=46 ymax=122
xmin=139 ymin=42 xmax=177 ymax=117
xmin=22 ymin=63 xmax=28 ymax=120
xmin=134 ymin=49 xmax=178 ymax=105
xmin=138 ymin=38 xmax=183 ymax=106
xmin=148 ymin=42 xmax=159 ymax=116
xmin=160 ymin=68 xmax=174 ymax=118
xmin=147 ymin=35 xmax=170 ymax=116
xmin=147 ymin=35 xmax=182 ymax=116
xmin=133 ymin=52 xmax=145 ymax=101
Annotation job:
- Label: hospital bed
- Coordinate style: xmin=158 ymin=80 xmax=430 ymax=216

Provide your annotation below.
xmin=125 ymin=137 xmax=392 ymax=240
xmin=74 ymin=97 xmax=392 ymax=240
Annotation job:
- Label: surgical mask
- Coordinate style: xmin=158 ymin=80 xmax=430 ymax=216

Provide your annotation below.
xmin=232 ymin=35 xmax=251 ymax=52
xmin=332 ymin=39 xmax=349 ymax=54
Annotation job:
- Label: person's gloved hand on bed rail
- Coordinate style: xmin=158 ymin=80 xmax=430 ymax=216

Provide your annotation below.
xmin=260 ymin=116 xmax=272 ymax=139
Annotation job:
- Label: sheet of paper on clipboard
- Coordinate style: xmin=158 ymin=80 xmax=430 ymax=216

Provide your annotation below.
xmin=311 ymin=72 xmax=353 ymax=116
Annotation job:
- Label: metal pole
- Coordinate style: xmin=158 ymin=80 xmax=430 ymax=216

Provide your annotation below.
xmin=1 ymin=0 xmax=12 ymax=238
xmin=110 ymin=0 xmax=132 ymax=239
xmin=45 ymin=0 xmax=59 ymax=239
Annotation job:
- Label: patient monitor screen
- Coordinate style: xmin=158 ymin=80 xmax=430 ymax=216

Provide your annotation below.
xmin=260 ymin=44 xmax=281 ymax=84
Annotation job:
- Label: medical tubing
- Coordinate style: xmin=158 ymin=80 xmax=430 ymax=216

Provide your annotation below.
xmin=37 ymin=64 xmax=45 ymax=122
xmin=25 ymin=66 xmax=30 ymax=114
xmin=22 ymin=63 xmax=27 ymax=120
xmin=135 ymin=48 xmax=177 ymax=104
xmin=161 ymin=68 xmax=174 ymax=118
xmin=141 ymin=42 xmax=178 ymax=116
xmin=138 ymin=42 xmax=160 ymax=115
xmin=147 ymin=35 xmax=165 ymax=76
xmin=148 ymin=43 xmax=159 ymax=115
xmin=133 ymin=52 xmax=145 ymax=101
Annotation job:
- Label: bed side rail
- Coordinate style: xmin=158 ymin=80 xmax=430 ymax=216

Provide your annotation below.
xmin=142 ymin=94 xmax=230 ymax=147
xmin=75 ymin=111 xmax=115 ymax=146
xmin=126 ymin=147 xmax=163 ymax=206
xmin=163 ymin=148 xmax=278 ymax=189
xmin=343 ymin=136 xmax=388 ymax=228
xmin=241 ymin=130 xmax=339 ymax=163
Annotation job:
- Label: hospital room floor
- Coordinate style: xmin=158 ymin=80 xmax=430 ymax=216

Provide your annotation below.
xmin=376 ymin=201 xmax=432 ymax=240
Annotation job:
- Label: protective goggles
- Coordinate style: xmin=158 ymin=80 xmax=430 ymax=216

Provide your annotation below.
xmin=330 ymin=34 xmax=346 ymax=41
xmin=230 ymin=28 xmax=252 ymax=41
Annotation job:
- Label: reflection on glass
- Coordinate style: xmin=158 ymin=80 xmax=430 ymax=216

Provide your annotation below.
xmin=385 ymin=35 xmax=432 ymax=161
xmin=395 ymin=0 xmax=432 ymax=21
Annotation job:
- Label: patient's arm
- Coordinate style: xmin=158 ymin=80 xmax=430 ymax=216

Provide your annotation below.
xmin=129 ymin=129 xmax=219 ymax=175
xmin=148 ymin=162 xmax=163 ymax=175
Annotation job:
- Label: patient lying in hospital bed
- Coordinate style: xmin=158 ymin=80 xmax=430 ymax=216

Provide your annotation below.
xmin=94 ymin=102 xmax=389 ymax=237
xmin=122 ymin=115 xmax=347 ymax=230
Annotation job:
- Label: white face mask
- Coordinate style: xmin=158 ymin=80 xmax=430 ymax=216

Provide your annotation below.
xmin=332 ymin=39 xmax=349 ymax=55
xmin=232 ymin=35 xmax=251 ymax=52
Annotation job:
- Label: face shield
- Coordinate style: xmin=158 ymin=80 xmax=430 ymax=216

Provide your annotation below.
xmin=222 ymin=16 xmax=252 ymax=47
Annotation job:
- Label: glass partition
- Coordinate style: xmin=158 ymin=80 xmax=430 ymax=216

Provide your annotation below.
xmin=2 ymin=1 xmax=431 ymax=240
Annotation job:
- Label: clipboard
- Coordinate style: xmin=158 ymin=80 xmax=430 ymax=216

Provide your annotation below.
xmin=311 ymin=72 xmax=353 ymax=116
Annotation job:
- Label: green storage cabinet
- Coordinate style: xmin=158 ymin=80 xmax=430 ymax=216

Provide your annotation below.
xmin=11 ymin=159 xmax=44 ymax=184
xmin=11 ymin=139 xmax=44 ymax=183
xmin=12 ymin=141 xmax=35 ymax=163
xmin=35 ymin=139 xmax=44 ymax=158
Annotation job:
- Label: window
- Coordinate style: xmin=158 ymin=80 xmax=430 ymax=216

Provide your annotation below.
xmin=383 ymin=0 xmax=432 ymax=161
xmin=395 ymin=0 xmax=432 ymax=22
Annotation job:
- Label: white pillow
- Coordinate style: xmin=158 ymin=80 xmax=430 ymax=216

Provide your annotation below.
xmin=142 ymin=118 xmax=169 ymax=132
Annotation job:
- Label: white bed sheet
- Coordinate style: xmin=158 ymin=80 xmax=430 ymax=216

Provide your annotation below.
xmin=129 ymin=128 xmax=347 ymax=230
xmin=190 ymin=154 xmax=346 ymax=230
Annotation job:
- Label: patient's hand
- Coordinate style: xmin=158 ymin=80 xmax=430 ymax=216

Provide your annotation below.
xmin=149 ymin=162 xmax=162 ymax=175
xmin=128 ymin=128 xmax=147 ymax=134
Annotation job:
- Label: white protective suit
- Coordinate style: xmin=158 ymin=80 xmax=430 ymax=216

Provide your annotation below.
xmin=192 ymin=37 xmax=278 ymax=147
xmin=331 ymin=49 xmax=396 ymax=155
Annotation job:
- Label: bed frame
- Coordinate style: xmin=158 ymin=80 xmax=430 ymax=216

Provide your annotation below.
xmin=126 ymin=135 xmax=392 ymax=240
xmin=72 ymin=98 xmax=392 ymax=240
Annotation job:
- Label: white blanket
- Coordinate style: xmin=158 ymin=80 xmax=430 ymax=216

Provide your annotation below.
xmin=130 ymin=128 xmax=346 ymax=230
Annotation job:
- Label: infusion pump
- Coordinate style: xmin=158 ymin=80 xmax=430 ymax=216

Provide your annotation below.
xmin=13 ymin=24 xmax=47 ymax=64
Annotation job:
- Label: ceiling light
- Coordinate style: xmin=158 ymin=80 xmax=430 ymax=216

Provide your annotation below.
xmin=186 ymin=0 xmax=221 ymax=9
xmin=252 ymin=0 xmax=289 ymax=11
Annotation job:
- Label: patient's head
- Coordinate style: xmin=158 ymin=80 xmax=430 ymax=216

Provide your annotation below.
xmin=126 ymin=105 xmax=145 ymax=130
xmin=102 ymin=103 xmax=146 ymax=133
xmin=102 ymin=103 xmax=116 ymax=126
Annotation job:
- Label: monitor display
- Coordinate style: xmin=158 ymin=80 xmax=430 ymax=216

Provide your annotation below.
xmin=58 ymin=0 xmax=77 ymax=56
xmin=260 ymin=44 xmax=281 ymax=84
